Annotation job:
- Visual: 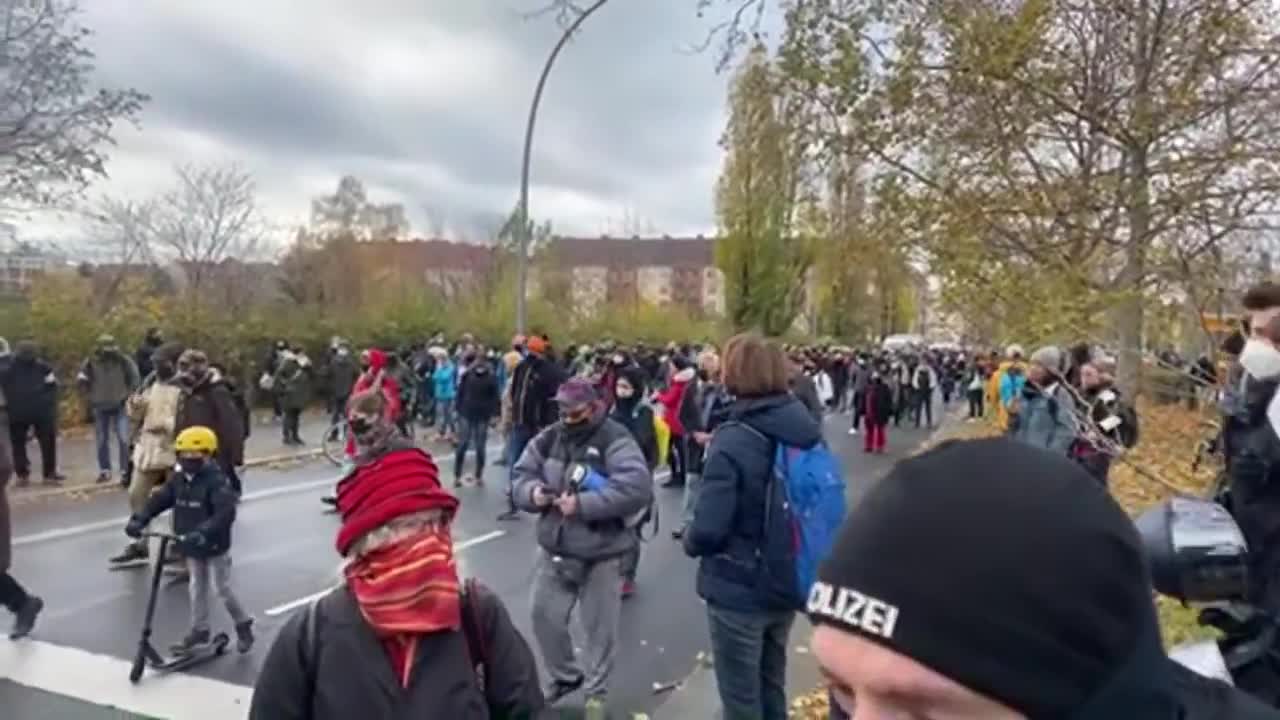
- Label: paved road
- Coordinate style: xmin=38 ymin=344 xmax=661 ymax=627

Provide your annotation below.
xmin=0 ymin=405 xmax=952 ymax=719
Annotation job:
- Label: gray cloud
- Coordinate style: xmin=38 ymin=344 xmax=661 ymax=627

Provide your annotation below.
xmin=62 ymin=0 xmax=738 ymax=240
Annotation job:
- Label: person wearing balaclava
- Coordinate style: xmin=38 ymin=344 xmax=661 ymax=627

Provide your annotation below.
xmin=809 ymin=437 xmax=1276 ymax=719
xmin=1226 ymin=281 xmax=1280 ymax=618
xmin=512 ymin=378 xmax=652 ymax=711
xmin=609 ymin=365 xmax=659 ymax=598
xmin=77 ymin=333 xmax=141 ymax=485
xmin=2 ymin=340 xmax=62 ymax=487
xmin=111 ymin=341 xmax=187 ymax=566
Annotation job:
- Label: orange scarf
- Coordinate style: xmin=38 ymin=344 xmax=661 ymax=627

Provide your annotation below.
xmin=344 ymin=528 xmax=462 ymax=686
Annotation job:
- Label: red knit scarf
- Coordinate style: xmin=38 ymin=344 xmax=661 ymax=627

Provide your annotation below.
xmin=344 ymin=527 xmax=462 ymax=687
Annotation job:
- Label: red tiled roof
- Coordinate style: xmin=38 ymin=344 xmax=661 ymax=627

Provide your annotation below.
xmin=547 ymin=236 xmax=714 ymax=269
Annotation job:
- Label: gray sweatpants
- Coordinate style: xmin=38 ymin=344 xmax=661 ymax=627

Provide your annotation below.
xmin=188 ymin=554 xmax=249 ymax=633
xmin=530 ymin=549 xmax=622 ymax=699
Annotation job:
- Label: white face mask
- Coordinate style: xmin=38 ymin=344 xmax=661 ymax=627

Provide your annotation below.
xmin=616 ymin=385 xmax=635 ymax=399
xmin=1240 ymin=338 xmax=1280 ymax=380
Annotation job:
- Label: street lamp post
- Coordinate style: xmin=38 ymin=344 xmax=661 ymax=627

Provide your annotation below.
xmin=514 ymin=0 xmax=611 ymax=334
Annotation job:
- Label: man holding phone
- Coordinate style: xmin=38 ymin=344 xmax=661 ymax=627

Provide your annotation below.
xmin=512 ymin=378 xmax=653 ymax=714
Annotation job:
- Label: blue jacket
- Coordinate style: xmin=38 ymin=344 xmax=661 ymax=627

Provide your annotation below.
xmin=432 ymin=363 xmax=457 ymax=401
xmin=135 ymin=461 xmax=238 ymax=558
xmin=1010 ymin=381 xmax=1077 ymax=456
xmin=683 ymin=393 xmax=822 ymax=613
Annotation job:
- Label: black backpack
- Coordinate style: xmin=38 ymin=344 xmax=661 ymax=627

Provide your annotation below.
xmin=916 ymin=367 xmax=932 ymax=391
xmin=301 ymin=579 xmax=490 ymax=695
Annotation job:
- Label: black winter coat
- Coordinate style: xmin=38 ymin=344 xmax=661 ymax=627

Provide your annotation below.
xmin=684 ymin=394 xmax=822 ymax=613
xmin=136 ymin=461 xmax=236 ymax=558
xmin=248 ymin=582 xmax=545 ymax=720
xmin=177 ymin=376 xmax=246 ymax=470
xmin=864 ymin=380 xmax=895 ymax=426
xmin=509 ymin=356 xmax=564 ymax=431
xmin=457 ymin=365 xmax=501 ymax=423
xmin=1 ymin=355 xmax=57 ymax=422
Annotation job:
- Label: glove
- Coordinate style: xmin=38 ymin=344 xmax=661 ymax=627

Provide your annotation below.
xmin=124 ymin=517 xmax=145 ymax=539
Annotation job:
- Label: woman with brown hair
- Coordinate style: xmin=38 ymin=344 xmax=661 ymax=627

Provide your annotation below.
xmin=683 ymin=333 xmax=823 ymax=720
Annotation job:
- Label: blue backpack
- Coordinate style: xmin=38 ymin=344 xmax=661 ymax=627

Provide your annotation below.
xmin=735 ymin=423 xmax=847 ymax=610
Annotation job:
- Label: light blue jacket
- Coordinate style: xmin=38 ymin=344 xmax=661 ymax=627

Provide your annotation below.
xmin=1000 ymin=370 xmax=1027 ymax=408
xmin=1011 ymin=382 xmax=1077 ymax=455
xmin=432 ymin=362 xmax=456 ymax=401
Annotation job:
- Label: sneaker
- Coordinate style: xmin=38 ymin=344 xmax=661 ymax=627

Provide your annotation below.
xmin=473 ymin=474 xmax=485 ymax=488
xmin=170 ymin=628 xmax=211 ymax=655
xmin=10 ymin=596 xmax=43 ymax=639
xmin=671 ymin=526 xmax=685 ymax=540
xmin=621 ymin=579 xmax=636 ymax=598
xmin=234 ymin=618 xmax=255 ymax=654
xmin=847 ymin=428 xmax=858 ymax=435
xmin=41 ymin=474 xmax=65 ymax=487
xmin=453 ymin=477 xmax=463 ymax=489
xmin=109 ymin=543 xmax=149 ymax=565
xmin=96 ymin=471 xmax=111 ymax=484
xmin=15 ymin=474 xmax=29 ymax=488
xmin=545 ymin=675 xmax=585 ymax=705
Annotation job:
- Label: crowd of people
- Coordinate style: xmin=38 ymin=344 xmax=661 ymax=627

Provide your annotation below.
xmin=3 ymin=301 xmax=1280 ymax=719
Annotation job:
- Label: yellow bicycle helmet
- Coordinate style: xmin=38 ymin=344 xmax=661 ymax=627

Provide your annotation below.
xmin=174 ymin=426 xmax=218 ymax=454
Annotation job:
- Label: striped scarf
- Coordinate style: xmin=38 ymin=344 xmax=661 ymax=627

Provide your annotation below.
xmin=344 ymin=527 xmax=462 ymax=686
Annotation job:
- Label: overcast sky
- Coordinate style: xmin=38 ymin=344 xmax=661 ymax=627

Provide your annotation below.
xmin=23 ymin=0 xmax=777 ymax=249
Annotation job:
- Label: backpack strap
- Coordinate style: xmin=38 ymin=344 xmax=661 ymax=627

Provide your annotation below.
xmin=460 ymin=578 xmax=489 ymax=695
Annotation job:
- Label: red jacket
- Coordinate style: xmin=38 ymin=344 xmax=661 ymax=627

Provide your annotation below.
xmin=345 ymin=349 xmax=402 ymax=457
xmin=656 ymin=368 xmax=695 ymax=437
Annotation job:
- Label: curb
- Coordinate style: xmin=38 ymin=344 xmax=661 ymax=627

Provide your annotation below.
xmin=9 ymin=448 xmax=328 ymax=504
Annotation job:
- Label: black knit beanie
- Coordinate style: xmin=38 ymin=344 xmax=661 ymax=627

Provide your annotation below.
xmin=809 ymin=438 xmax=1179 ymax=719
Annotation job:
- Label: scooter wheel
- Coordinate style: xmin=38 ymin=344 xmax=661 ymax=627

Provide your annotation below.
xmin=129 ymin=654 xmax=145 ymax=684
xmin=212 ymin=632 xmax=231 ymax=655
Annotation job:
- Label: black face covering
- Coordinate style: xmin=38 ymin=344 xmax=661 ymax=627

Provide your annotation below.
xmin=156 ymin=362 xmax=176 ymax=380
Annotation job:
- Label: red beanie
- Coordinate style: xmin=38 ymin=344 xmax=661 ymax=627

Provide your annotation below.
xmin=334 ymin=448 xmax=458 ymax=556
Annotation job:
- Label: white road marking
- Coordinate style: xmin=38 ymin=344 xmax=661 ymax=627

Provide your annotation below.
xmin=262 ymin=529 xmax=507 ymax=617
xmin=0 ymin=638 xmax=253 ymax=719
xmin=12 ymin=439 xmax=505 ymax=547
xmin=12 ymin=477 xmax=337 ymax=547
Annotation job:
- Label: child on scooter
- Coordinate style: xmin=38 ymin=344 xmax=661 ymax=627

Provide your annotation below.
xmin=125 ymin=426 xmax=254 ymax=654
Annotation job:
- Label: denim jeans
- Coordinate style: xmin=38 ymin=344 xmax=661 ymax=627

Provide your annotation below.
xmin=706 ymin=603 xmax=794 ymax=720
xmin=454 ymin=418 xmax=489 ymax=479
xmin=437 ymin=398 xmax=456 ymax=435
xmin=94 ymin=406 xmax=129 ymax=473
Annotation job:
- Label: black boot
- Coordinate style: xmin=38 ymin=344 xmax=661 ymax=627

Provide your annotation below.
xmin=10 ymin=596 xmax=43 ymax=639
xmin=235 ymin=618 xmax=255 ymax=654
xmin=109 ymin=543 xmax=149 ymax=565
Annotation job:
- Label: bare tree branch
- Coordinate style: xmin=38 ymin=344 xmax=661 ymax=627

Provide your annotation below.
xmin=0 ymin=0 xmax=148 ymax=208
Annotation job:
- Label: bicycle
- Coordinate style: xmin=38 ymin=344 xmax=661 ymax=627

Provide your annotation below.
xmin=321 ymin=418 xmax=349 ymax=466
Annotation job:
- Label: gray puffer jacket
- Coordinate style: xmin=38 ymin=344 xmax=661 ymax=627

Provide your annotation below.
xmin=512 ymin=413 xmax=653 ymax=561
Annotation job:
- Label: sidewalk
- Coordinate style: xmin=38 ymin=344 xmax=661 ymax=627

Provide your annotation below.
xmin=9 ymin=410 xmax=333 ymax=498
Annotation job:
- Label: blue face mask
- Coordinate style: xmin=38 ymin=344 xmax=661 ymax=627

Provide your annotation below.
xmin=178 ymin=458 xmax=205 ymax=476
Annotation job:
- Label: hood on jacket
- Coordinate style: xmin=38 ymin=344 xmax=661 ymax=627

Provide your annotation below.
xmin=364 ymin=349 xmax=388 ymax=373
xmin=732 ymin=393 xmax=822 ymax=449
